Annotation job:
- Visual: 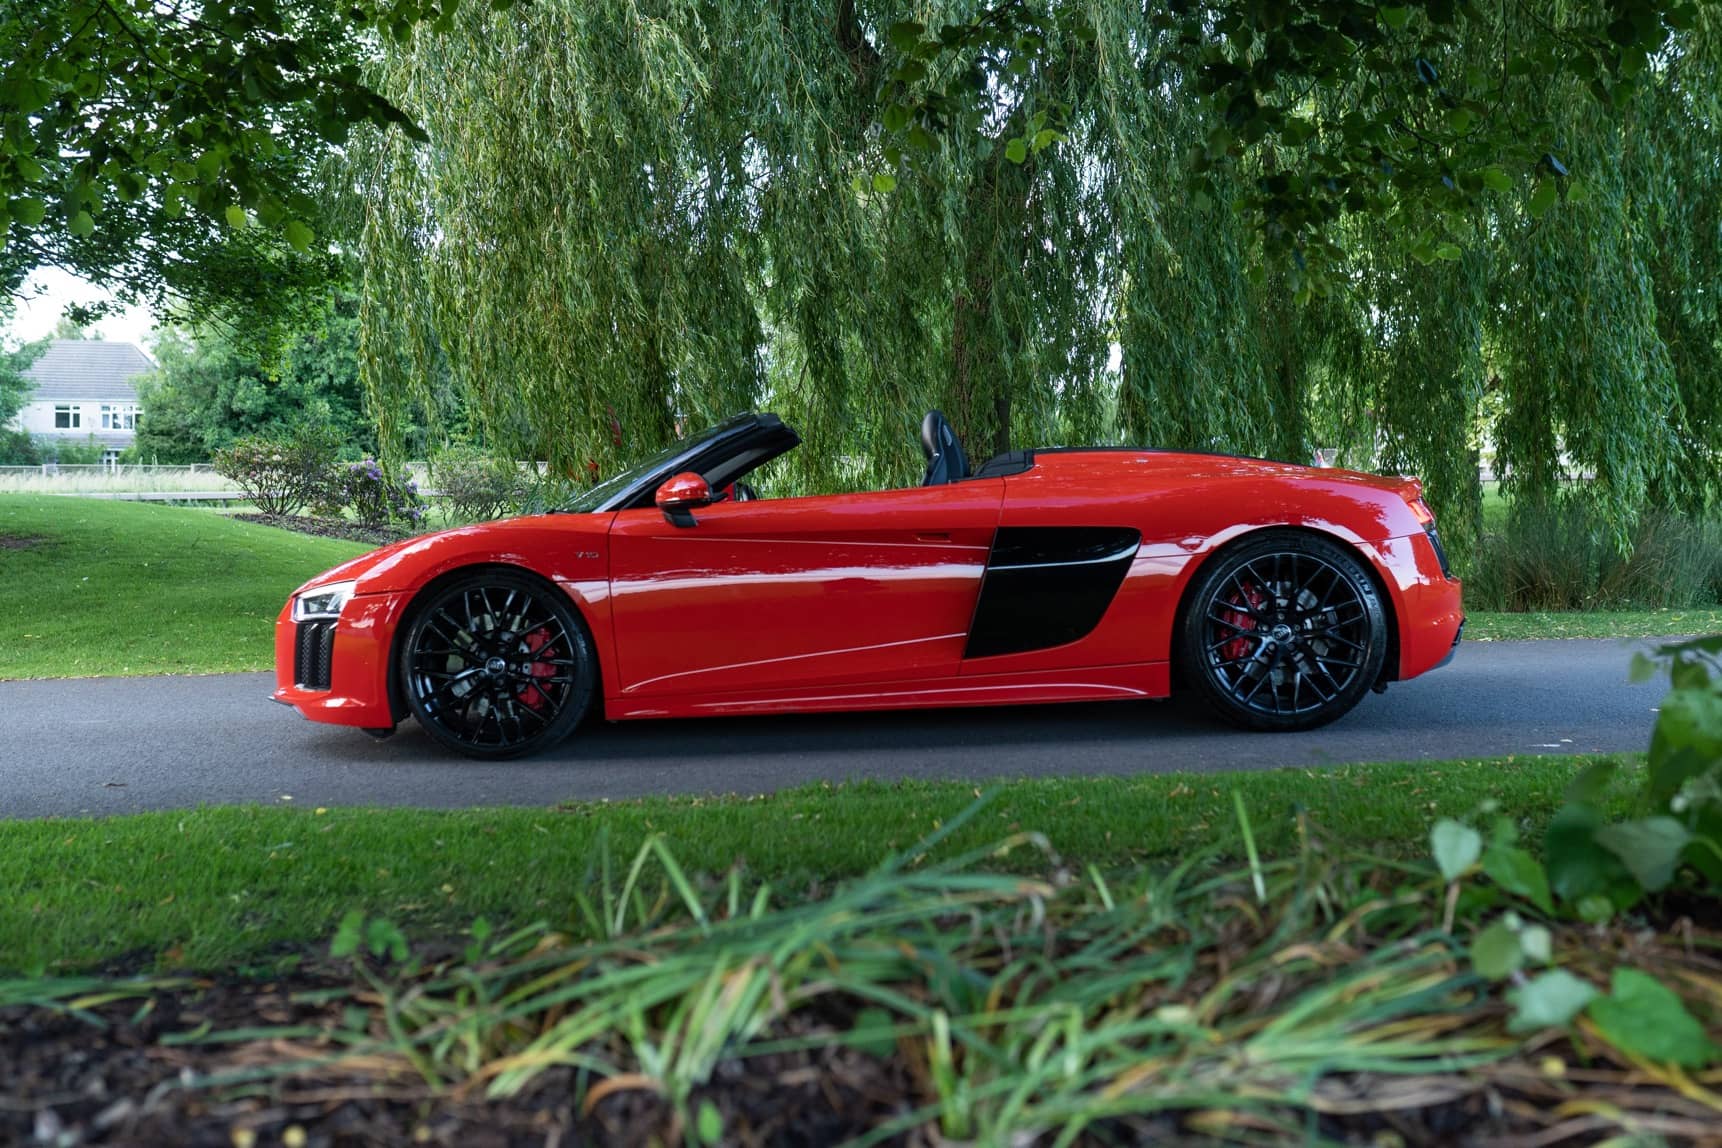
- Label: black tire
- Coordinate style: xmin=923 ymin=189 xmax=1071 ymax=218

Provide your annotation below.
xmin=1175 ymin=531 xmax=1387 ymax=732
xmin=397 ymin=569 xmax=596 ymax=760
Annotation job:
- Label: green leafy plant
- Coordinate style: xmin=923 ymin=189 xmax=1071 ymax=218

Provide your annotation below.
xmin=430 ymin=445 xmax=529 ymax=522
xmin=212 ymin=426 xmax=341 ymax=517
xmin=1436 ymin=635 xmax=1722 ymax=1050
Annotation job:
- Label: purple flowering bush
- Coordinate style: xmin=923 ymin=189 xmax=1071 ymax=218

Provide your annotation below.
xmin=212 ymin=428 xmax=341 ymax=517
xmin=313 ymin=458 xmax=427 ymax=528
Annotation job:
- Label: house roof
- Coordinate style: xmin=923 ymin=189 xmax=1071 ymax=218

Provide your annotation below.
xmin=24 ymin=340 xmax=155 ymax=403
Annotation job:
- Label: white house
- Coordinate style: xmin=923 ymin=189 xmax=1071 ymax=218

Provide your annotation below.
xmin=11 ymin=340 xmax=153 ymax=464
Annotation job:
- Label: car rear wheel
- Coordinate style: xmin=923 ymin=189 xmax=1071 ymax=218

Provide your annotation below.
xmin=1176 ymin=531 xmax=1387 ymax=732
xmin=399 ymin=570 xmax=596 ymax=760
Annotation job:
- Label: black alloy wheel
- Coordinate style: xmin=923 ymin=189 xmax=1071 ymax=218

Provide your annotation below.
xmin=399 ymin=570 xmax=596 ymax=759
xmin=1176 ymin=531 xmax=1387 ymax=731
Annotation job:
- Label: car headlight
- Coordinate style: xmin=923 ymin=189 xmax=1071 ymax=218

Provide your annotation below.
xmin=293 ymin=580 xmax=357 ymax=621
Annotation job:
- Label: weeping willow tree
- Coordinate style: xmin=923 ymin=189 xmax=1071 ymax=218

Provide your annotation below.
xmin=353 ymin=0 xmax=1722 ymax=567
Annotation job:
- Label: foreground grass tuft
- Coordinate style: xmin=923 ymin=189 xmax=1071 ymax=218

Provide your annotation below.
xmin=0 ymin=495 xmax=368 ymax=678
xmin=3 ymin=791 xmax=1713 ymax=1147
xmin=0 ymin=755 xmax=1638 ymax=973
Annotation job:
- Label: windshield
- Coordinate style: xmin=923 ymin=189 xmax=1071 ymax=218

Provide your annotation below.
xmin=562 ymin=414 xmax=757 ymax=513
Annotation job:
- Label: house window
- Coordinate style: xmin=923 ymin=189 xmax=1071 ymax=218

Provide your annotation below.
xmin=102 ymin=449 xmax=123 ymax=467
xmin=100 ymin=404 xmax=140 ymax=430
xmin=54 ymin=405 xmax=80 ymax=429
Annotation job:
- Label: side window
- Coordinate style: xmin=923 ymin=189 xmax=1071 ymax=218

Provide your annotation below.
xmin=54 ymin=405 xmax=79 ymax=429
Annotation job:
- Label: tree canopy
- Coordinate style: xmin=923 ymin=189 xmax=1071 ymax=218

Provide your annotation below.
xmin=352 ymin=0 xmax=1722 ymax=563
xmin=132 ymin=294 xmax=372 ymax=463
xmin=0 ymin=0 xmax=491 ymax=339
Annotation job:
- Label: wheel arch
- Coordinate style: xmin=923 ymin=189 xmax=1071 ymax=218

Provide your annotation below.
xmin=1168 ymin=524 xmax=1401 ymax=690
xmin=385 ymin=561 xmax=606 ymax=724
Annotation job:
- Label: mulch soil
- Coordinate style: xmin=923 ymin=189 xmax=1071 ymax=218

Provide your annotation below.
xmin=234 ymin=515 xmax=408 ymax=548
xmin=6 ymin=957 xmax=1720 ymax=1148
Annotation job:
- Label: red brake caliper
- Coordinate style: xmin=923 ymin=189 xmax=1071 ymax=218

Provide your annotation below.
xmin=1221 ymin=583 xmax=1266 ymax=661
xmin=516 ymin=628 xmax=558 ymax=710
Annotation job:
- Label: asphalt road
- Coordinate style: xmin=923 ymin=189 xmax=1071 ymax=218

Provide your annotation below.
xmin=0 ymin=638 xmax=1664 ymax=819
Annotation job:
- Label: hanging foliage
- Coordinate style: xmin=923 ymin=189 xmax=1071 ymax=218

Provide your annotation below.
xmin=352 ymin=0 xmax=1722 ymax=564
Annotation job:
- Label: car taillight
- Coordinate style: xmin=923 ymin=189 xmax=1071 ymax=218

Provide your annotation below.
xmin=1408 ymin=499 xmax=1452 ymax=577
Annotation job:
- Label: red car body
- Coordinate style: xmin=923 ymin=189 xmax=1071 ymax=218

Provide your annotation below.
xmin=274 ymin=417 xmax=1463 ymax=742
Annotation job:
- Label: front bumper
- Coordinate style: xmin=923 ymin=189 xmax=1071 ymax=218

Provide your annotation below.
xmin=271 ymin=591 xmax=409 ymax=728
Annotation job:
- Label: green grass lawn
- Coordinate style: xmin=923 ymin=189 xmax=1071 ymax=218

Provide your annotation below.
xmin=0 ymin=754 xmax=1638 ymax=973
xmin=0 ymin=495 xmax=368 ymax=678
xmin=1465 ymin=608 xmax=1722 ymax=641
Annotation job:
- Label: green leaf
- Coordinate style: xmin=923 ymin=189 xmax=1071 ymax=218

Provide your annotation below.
xmin=1507 ymin=970 xmax=1598 ymax=1034
xmin=1004 ymin=138 xmax=1028 ymax=164
xmin=331 ymin=910 xmax=365 ymax=958
xmin=871 ymin=171 xmax=897 ymax=194
xmin=1446 ymin=107 xmax=1475 ymax=134
xmin=1434 ymin=242 xmax=1463 ymax=261
xmin=284 ymin=219 xmax=315 ymax=252
xmin=1470 ymin=919 xmax=1523 ymax=980
xmin=1480 ymin=166 xmax=1513 ymax=192
xmin=1483 ymin=841 xmax=1552 ymax=912
xmin=1528 ymin=181 xmax=1558 ymax=217
xmin=1594 ymin=817 xmax=1691 ymax=891
xmin=1431 ymin=819 xmax=1481 ymax=881
xmin=1565 ymin=759 xmax=1618 ymax=805
xmin=1587 ymin=969 xmax=1719 ymax=1067
xmin=1379 ymin=6 xmax=1410 ymax=30
xmin=69 ymin=210 xmax=94 ymax=237
xmin=882 ymin=103 xmax=910 ymax=134
xmin=695 ymin=1099 xmax=724 ymax=1145
xmin=887 ymin=20 xmax=924 ymax=53
xmin=12 ymin=198 xmax=45 ymax=227
xmin=225 ymin=204 xmax=248 ymax=229
xmin=846 ymin=1007 xmax=899 ymax=1057
xmin=1518 ymin=924 xmax=1551 ymax=965
xmin=1546 ymin=802 xmax=1637 ymax=907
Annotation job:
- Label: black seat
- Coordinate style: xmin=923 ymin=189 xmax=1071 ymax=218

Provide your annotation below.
xmin=920 ymin=410 xmax=970 ymax=487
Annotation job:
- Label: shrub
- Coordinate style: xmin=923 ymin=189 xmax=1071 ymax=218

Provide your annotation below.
xmin=212 ymin=427 xmax=341 ymax=516
xmin=430 ymin=446 xmax=528 ymax=522
xmin=314 ymin=457 xmax=427 ymax=529
xmin=1466 ymin=501 xmax=1722 ymax=611
xmin=0 ymin=428 xmax=39 ymax=466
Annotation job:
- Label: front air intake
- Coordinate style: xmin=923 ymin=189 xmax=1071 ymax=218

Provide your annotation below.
xmin=294 ymin=621 xmax=337 ymax=690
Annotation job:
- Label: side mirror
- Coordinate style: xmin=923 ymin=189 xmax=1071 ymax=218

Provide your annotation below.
xmin=655 ymin=471 xmax=712 ymax=527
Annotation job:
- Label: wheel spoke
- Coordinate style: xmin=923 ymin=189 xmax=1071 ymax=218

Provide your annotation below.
xmin=406 ymin=581 xmax=587 ymax=752
xmin=1201 ymin=548 xmax=1378 ymax=717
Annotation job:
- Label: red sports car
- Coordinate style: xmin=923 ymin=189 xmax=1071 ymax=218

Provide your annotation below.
xmin=274 ymin=411 xmax=1463 ymax=759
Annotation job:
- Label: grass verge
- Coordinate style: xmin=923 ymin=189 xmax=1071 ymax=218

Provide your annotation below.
xmin=0 ymin=495 xmax=368 ymax=678
xmin=0 ymin=754 xmax=1638 ymax=973
xmin=1465 ymin=608 xmax=1722 ymax=641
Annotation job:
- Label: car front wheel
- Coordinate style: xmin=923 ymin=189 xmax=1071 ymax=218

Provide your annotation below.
xmin=398 ymin=570 xmax=596 ymax=759
xmin=1176 ymin=531 xmax=1388 ymax=731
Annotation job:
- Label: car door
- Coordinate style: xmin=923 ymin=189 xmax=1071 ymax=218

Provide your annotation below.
xmin=606 ymin=481 xmax=1005 ymax=699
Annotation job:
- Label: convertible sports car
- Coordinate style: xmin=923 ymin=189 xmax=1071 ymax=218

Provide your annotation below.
xmin=275 ymin=411 xmax=1463 ymax=759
